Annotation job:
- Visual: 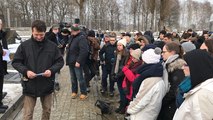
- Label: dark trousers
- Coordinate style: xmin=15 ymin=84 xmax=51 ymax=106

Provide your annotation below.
xmin=117 ymin=76 xmax=128 ymax=109
xmin=2 ymin=61 xmax=7 ymax=74
xmin=0 ymin=76 xmax=3 ymax=103
xmin=83 ymin=60 xmax=97 ymax=87
xmin=101 ymin=64 xmax=114 ymax=92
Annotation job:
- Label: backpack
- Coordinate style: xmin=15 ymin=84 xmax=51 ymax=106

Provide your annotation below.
xmin=95 ymin=100 xmax=112 ymax=114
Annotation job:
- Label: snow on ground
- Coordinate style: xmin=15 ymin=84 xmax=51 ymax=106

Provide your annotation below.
xmin=8 ymin=43 xmax=20 ymax=54
xmin=8 ymin=35 xmax=30 ymax=54
xmin=2 ymin=84 xmax=22 ymax=104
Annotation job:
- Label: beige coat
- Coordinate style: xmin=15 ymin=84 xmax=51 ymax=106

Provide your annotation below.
xmin=127 ymin=77 xmax=166 ymax=120
xmin=173 ymin=78 xmax=213 ymax=120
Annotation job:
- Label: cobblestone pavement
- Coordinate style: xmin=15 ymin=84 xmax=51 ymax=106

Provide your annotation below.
xmin=14 ymin=66 xmax=125 ymax=120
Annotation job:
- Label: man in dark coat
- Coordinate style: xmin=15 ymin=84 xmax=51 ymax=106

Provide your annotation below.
xmin=12 ymin=20 xmax=64 ymax=120
xmin=0 ymin=19 xmax=8 ymax=75
xmin=66 ymin=24 xmax=89 ymax=100
xmin=0 ymin=19 xmax=8 ymax=113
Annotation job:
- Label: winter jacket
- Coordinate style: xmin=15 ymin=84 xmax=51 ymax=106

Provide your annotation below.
xmin=45 ymin=31 xmax=66 ymax=54
xmin=111 ymin=49 xmax=129 ymax=78
xmin=12 ymin=36 xmax=64 ymax=97
xmin=66 ymin=32 xmax=88 ymax=66
xmin=173 ymin=78 xmax=213 ymax=120
xmin=87 ymin=36 xmax=100 ymax=61
xmin=45 ymin=31 xmax=62 ymax=45
xmin=99 ymin=43 xmax=116 ymax=71
xmin=122 ymin=60 xmax=142 ymax=100
xmin=0 ymin=30 xmax=8 ymax=49
xmin=132 ymin=63 xmax=163 ymax=98
xmin=0 ymin=30 xmax=8 ymax=76
xmin=127 ymin=77 xmax=166 ymax=120
xmin=0 ymin=43 xmax=3 ymax=76
xmin=158 ymin=55 xmax=186 ymax=120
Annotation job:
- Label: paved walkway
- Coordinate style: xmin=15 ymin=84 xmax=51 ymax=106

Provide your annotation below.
xmin=14 ymin=66 xmax=125 ymax=120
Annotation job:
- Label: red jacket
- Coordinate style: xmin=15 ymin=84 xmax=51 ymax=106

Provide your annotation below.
xmin=122 ymin=61 xmax=142 ymax=100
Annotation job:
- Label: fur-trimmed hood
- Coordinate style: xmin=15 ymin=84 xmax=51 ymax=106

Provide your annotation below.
xmin=167 ymin=58 xmax=186 ymax=72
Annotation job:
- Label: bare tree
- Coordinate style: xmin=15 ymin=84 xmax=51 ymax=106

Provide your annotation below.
xmin=75 ymin=0 xmax=85 ymax=24
xmin=54 ymin=0 xmax=70 ymax=22
xmin=158 ymin=0 xmax=171 ymax=31
xmin=17 ymin=0 xmax=31 ymax=26
xmin=148 ymin=0 xmax=156 ymax=30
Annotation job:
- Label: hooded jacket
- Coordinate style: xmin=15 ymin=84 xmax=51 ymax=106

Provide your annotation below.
xmin=173 ymin=49 xmax=213 ymax=120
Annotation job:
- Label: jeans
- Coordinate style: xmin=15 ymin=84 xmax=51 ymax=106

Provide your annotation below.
xmin=69 ymin=65 xmax=87 ymax=95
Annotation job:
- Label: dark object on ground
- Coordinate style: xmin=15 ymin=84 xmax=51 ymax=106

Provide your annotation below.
xmin=95 ymin=100 xmax=112 ymax=114
xmin=54 ymin=83 xmax=60 ymax=91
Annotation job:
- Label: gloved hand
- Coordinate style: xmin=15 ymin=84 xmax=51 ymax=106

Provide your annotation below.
xmin=122 ymin=66 xmax=129 ymax=72
xmin=111 ymin=73 xmax=118 ymax=81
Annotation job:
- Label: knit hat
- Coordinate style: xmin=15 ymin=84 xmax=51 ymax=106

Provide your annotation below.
xmin=71 ymin=24 xmax=80 ymax=31
xmin=117 ymin=39 xmax=127 ymax=47
xmin=87 ymin=30 xmax=95 ymax=37
xmin=181 ymin=42 xmax=196 ymax=53
xmin=142 ymin=48 xmax=161 ymax=64
xmin=130 ymin=49 xmax=141 ymax=60
xmin=52 ymin=24 xmax=60 ymax=29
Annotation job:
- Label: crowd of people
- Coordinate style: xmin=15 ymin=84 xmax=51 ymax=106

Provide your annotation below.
xmin=1 ymin=18 xmax=213 ymax=120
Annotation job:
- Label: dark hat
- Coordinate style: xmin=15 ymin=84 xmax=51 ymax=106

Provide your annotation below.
xmin=125 ymin=32 xmax=131 ymax=37
xmin=52 ymin=24 xmax=60 ymax=29
xmin=128 ymin=43 xmax=140 ymax=50
xmin=88 ymin=30 xmax=95 ymax=37
xmin=187 ymin=29 xmax=193 ymax=32
xmin=71 ymin=24 xmax=80 ymax=31
xmin=61 ymin=28 xmax=70 ymax=34
xmin=141 ymin=44 xmax=156 ymax=52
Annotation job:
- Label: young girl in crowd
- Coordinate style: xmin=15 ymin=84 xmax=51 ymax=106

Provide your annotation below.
xmin=111 ymin=39 xmax=129 ymax=114
xmin=122 ymin=49 xmax=142 ymax=104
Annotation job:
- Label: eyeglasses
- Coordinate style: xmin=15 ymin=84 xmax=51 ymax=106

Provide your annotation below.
xmin=162 ymin=51 xmax=168 ymax=54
